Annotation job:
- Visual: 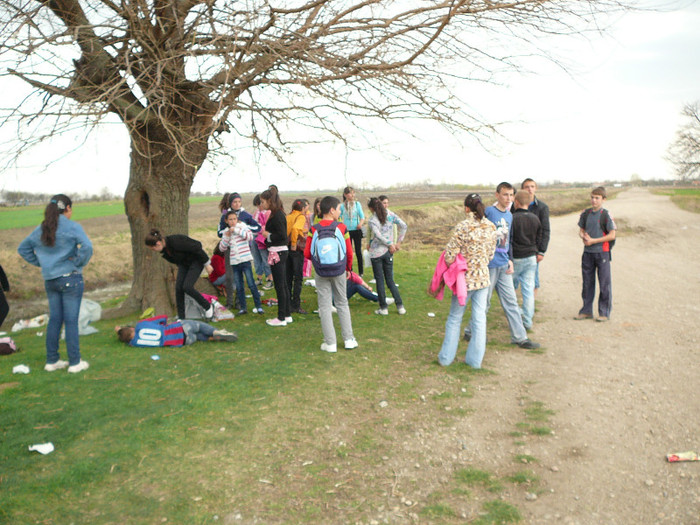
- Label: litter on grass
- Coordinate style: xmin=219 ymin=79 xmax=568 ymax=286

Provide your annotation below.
xmin=29 ymin=443 xmax=54 ymax=455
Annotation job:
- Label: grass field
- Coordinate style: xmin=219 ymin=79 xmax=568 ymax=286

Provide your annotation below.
xmin=0 ymin=196 xmax=225 ymax=231
xmin=3 ymin=185 xmax=697 ymax=523
xmin=652 ymin=187 xmax=700 ymax=213
xmin=1 ymin=250 xmax=542 ymax=524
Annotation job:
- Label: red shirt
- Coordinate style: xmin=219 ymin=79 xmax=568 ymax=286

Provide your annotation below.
xmin=304 ymin=219 xmax=353 ymax=272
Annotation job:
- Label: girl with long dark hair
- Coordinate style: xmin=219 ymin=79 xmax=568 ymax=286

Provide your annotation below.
xmin=145 ymin=229 xmax=214 ymax=320
xmin=437 ymin=194 xmax=497 ymax=369
xmin=260 ymin=188 xmax=292 ymax=326
xmin=18 ymin=194 xmax=93 ymax=373
xmin=367 ymin=197 xmax=407 ymax=315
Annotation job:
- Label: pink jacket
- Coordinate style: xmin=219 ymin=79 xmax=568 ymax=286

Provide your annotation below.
xmin=429 ymin=251 xmax=469 ymax=305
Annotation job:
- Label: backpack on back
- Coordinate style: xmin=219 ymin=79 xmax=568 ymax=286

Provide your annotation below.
xmin=581 ymin=208 xmax=616 ymax=255
xmin=310 ymin=221 xmax=347 ymax=277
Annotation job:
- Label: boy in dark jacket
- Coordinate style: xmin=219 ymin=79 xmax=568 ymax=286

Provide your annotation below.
xmin=511 ymin=190 xmax=542 ymax=329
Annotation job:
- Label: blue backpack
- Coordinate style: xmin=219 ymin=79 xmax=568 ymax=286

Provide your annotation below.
xmin=310 ymin=221 xmax=347 ymax=277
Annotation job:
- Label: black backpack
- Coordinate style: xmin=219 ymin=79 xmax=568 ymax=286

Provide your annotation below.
xmin=581 ymin=208 xmax=616 ymax=254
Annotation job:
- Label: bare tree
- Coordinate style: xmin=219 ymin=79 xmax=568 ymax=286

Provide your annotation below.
xmin=0 ymin=0 xmax=625 ymax=314
xmin=668 ymin=103 xmax=700 ymax=182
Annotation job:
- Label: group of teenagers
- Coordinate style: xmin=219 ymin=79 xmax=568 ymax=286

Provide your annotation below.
xmin=435 ymin=179 xmax=615 ymax=368
xmin=13 ymin=179 xmax=614 ymax=372
xmin=150 ymin=185 xmax=409 ymax=353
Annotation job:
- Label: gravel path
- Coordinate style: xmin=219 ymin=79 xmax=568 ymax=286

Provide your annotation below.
xmin=462 ymin=187 xmax=700 ymax=524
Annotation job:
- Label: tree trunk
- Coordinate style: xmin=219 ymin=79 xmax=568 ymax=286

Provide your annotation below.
xmin=119 ymin=130 xmax=208 ymax=316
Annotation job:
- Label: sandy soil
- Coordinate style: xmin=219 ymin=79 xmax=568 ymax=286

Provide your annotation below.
xmin=453 ymin=188 xmax=700 ymax=524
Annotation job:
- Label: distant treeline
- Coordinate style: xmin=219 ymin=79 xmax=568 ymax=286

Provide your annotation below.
xmin=0 ymin=178 xmax=688 ymax=206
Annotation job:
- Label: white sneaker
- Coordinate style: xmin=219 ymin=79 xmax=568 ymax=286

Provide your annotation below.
xmin=331 ymin=306 xmax=337 ymax=314
xmin=44 ymin=360 xmax=69 ymax=372
xmin=320 ymin=342 xmax=337 ymax=353
xmin=397 ymin=306 xmax=406 ymax=315
xmin=266 ymin=318 xmax=287 ymax=327
xmin=67 ymin=360 xmax=89 ymax=373
xmin=285 ymin=316 xmax=293 ymax=324
xmin=204 ymin=305 xmax=215 ymax=320
xmin=344 ymin=338 xmax=359 ymax=350
xmin=375 ymin=308 xmax=389 ymax=316
xmin=386 ymin=298 xmax=395 ymax=305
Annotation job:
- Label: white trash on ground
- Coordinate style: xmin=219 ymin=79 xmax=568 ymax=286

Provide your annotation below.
xmin=28 ymin=443 xmax=54 ymax=455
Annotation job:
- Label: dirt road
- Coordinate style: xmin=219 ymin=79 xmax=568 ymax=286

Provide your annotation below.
xmin=462 ymin=188 xmax=700 ymax=523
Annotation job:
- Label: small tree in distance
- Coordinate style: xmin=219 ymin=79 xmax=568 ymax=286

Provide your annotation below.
xmin=0 ymin=0 xmax=627 ymax=314
xmin=668 ymin=103 xmax=700 ymax=182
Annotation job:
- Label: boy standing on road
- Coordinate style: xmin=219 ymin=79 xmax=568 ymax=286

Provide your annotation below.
xmin=511 ymin=190 xmax=542 ymax=329
xmin=515 ymin=178 xmax=550 ymax=292
xmin=464 ymin=182 xmax=540 ymax=350
xmin=575 ymin=187 xmax=616 ymax=322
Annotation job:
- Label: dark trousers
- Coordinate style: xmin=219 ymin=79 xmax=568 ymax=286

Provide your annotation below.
xmin=371 ymin=251 xmax=403 ymax=309
xmin=580 ymin=252 xmax=612 ymax=318
xmin=286 ymin=250 xmax=304 ymax=310
xmin=0 ymin=288 xmax=8 ymax=329
xmin=270 ymin=250 xmax=291 ymax=320
xmin=349 ymin=229 xmax=364 ymax=276
xmin=176 ymin=262 xmax=210 ymax=319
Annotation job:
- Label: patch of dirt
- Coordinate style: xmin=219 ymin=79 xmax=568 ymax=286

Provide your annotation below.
xmin=410 ymin=188 xmax=700 ymax=524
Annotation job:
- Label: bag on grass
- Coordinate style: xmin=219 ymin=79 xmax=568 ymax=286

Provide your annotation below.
xmin=0 ymin=336 xmax=19 ymax=355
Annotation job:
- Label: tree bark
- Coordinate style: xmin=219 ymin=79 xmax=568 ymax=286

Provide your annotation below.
xmin=119 ymin=127 xmax=208 ymax=316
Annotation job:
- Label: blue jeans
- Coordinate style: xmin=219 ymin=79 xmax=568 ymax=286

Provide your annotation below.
xmin=45 ymin=272 xmax=84 ymax=366
xmin=438 ymin=288 xmax=488 ymax=368
xmin=181 ymin=320 xmax=216 ymax=345
xmin=512 ymin=256 xmax=537 ymax=329
xmin=370 ymin=251 xmax=402 ymax=309
xmin=250 ymin=241 xmax=271 ymax=278
xmin=476 ymin=264 xmax=527 ymax=344
xmin=347 ymin=281 xmax=378 ymax=302
xmin=232 ymin=261 xmax=262 ymax=312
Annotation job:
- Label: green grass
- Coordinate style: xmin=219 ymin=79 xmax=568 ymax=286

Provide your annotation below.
xmin=1 ymin=249 xmax=541 ymax=523
xmin=506 ymin=470 xmax=539 ymax=485
xmin=653 ymin=187 xmax=700 ymax=213
xmin=474 ymin=500 xmax=522 ymax=524
xmin=0 ymin=200 xmax=126 ymax=229
xmin=0 ymin=196 xmax=221 ymax=230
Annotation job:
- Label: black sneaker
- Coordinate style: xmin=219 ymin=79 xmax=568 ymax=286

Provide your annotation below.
xmin=237 ymin=309 xmax=248 ymax=316
xmin=463 ymin=329 xmax=471 ymax=342
xmin=515 ymin=339 xmax=540 ymax=350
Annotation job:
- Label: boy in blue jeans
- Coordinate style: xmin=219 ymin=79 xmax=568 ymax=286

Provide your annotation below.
xmin=575 ymin=186 xmax=616 ymax=322
xmin=511 ymin=190 xmax=542 ymax=329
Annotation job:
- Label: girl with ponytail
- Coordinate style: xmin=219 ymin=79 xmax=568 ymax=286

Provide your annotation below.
xmin=436 ymin=193 xmax=497 ymax=369
xmin=145 ymin=228 xmax=214 ymax=321
xmin=18 ymin=194 xmax=93 ymax=373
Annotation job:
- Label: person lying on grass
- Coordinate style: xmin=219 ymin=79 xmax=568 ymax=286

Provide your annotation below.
xmin=116 ymin=315 xmax=237 ymax=347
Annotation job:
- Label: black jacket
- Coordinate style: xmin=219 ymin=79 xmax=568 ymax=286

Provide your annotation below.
xmin=161 ymin=235 xmax=209 ymax=266
xmin=265 ymin=210 xmax=288 ymax=248
xmin=511 ymin=209 xmax=542 ymax=259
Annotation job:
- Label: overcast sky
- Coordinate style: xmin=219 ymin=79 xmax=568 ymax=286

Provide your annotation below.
xmin=1 ymin=0 xmax=698 ymax=197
